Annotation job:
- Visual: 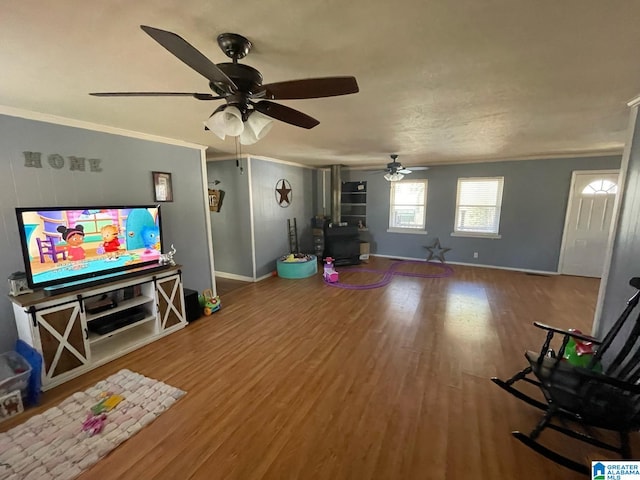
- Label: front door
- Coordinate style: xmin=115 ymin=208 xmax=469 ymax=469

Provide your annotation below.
xmin=560 ymin=170 xmax=619 ymax=277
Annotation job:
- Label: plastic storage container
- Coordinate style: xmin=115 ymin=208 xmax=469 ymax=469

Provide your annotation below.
xmin=0 ymin=351 xmax=32 ymax=399
xmin=15 ymin=340 xmax=42 ymax=406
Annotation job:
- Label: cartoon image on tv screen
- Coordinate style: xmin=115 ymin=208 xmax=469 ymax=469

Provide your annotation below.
xmin=19 ymin=208 xmax=162 ymax=286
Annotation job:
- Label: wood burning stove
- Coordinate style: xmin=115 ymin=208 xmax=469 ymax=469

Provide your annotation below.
xmin=324 ymin=224 xmax=360 ymax=266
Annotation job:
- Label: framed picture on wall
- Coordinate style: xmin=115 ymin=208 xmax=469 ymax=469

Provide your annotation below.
xmin=208 ymin=189 xmax=223 ymax=212
xmin=152 ymin=171 xmax=173 ymax=202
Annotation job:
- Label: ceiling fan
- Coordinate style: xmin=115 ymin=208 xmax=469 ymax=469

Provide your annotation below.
xmin=90 ymin=26 xmax=359 ymax=137
xmin=381 ymin=154 xmax=429 ymax=180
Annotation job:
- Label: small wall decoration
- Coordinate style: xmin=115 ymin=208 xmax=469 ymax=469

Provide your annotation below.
xmin=153 ymin=171 xmax=173 ymax=202
xmin=424 ymin=237 xmax=451 ymax=263
xmin=208 ymin=189 xmax=224 ymax=212
xmin=23 ymin=151 xmax=103 ymax=172
xmin=275 ymin=179 xmax=292 ymax=208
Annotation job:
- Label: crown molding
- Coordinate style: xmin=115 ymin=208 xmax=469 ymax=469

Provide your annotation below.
xmin=206 ymin=153 xmax=317 ymax=169
xmin=0 ymin=105 xmax=207 ymax=150
xmin=343 ymin=149 xmax=624 ymax=170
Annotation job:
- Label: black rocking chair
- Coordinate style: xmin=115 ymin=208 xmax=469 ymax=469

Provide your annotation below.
xmin=492 ymin=277 xmax=640 ymax=474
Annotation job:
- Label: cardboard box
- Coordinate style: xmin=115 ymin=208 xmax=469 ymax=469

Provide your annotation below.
xmin=359 ymin=242 xmax=370 ymax=262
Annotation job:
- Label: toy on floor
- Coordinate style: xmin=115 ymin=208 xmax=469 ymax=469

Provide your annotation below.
xmin=82 ymin=392 xmax=124 ymax=436
xmin=281 ymin=253 xmax=314 ymax=262
xmin=199 ymin=288 xmax=221 ymax=316
xmin=82 ymin=413 xmax=107 ymax=436
xmin=323 ymin=257 xmax=339 ymax=283
xmin=90 ymin=393 xmax=124 ymax=414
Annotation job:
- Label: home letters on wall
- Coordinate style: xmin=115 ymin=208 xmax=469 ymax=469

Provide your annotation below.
xmin=23 ymin=152 xmax=103 ymax=172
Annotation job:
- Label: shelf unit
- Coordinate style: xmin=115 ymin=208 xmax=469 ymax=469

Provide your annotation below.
xmin=90 ymin=321 xmax=158 ymax=365
xmin=88 ymin=315 xmax=156 ymax=345
xmin=341 ymin=181 xmax=367 ymax=228
xmin=10 ymin=265 xmax=187 ymax=390
xmin=311 ymin=216 xmax=327 ymax=259
xmin=85 ymin=295 xmax=153 ymax=321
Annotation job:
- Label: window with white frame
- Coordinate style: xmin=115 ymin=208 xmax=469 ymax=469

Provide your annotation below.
xmin=388 ymin=179 xmax=428 ymax=232
xmin=453 ymin=177 xmax=504 ymax=237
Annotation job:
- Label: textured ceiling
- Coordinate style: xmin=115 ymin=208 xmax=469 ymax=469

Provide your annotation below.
xmin=1 ymin=0 xmax=639 ymax=168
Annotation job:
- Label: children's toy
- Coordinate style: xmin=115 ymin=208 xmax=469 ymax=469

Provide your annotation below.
xmin=82 ymin=413 xmax=107 ymax=436
xmin=198 ymin=289 xmax=221 ymax=316
xmin=83 ymin=391 xmax=123 ymax=435
xmin=281 ymin=253 xmax=314 ymax=262
xmin=90 ymin=393 xmax=124 ymax=415
xmin=323 ymin=257 xmax=339 ymax=283
xmin=563 ymin=329 xmax=602 ymax=371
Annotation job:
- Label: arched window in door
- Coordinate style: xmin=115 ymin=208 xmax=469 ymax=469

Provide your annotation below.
xmin=581 ymin=179 xmax=618 ymax=195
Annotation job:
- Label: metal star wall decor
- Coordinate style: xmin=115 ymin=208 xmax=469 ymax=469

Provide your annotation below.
xmin=275 ymin=179 xmax=292 ymax=208
xmin=424 ymin=237 xmax=451 ymax=263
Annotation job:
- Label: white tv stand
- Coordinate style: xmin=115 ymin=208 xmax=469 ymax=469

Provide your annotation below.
xmin=10 ymin=265 xmax=187 ymax=391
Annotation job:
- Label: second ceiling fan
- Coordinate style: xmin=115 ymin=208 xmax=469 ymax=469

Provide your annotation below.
xmin=90 ymin=26 xmax=359 ymax=139
xmin=382 ymin=154 xmax=429 ymax=180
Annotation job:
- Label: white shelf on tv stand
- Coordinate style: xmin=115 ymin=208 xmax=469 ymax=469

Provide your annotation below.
xmin=85 ymin=295 xmax=154 ymax=322
xmin=88 ymin=314 xmax=156 ymax=345
xmin=9 ymin=265 xmax=187 ymax=391
xmin=89 ymin=319 xmax=159 ymax=367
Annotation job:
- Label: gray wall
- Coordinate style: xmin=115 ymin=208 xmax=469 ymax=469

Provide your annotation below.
xmin=0 ymin=114 xmax=212 ymax=352
xmin=207 ymin=157 xmax=318 ymax=279
xmin=206 ymin=159 xmax=253 ymax=277
xmin=251 ymin=158 xmax=317 ymax=278
xmin=344 ymin=155 xmax=621 ymax=272
xmin=596 ymin=107 xmax=640 ymax=353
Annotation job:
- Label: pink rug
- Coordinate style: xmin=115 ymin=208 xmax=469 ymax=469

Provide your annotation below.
xmin=0 ymin=369 xmax=185 ymax=480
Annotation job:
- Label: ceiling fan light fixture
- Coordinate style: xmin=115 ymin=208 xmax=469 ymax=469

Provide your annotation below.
xmin=92 ymin=27 xmax=359 ymax=138
xmin=384 ymin=172 xmax=404 ymax=182
xmin=204 ymin=105 xmax=245 ymax=140
xmin=239 ymin=110 xmax=274 ymax=145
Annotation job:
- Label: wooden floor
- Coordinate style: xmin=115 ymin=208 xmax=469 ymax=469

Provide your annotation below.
xmin=215 ymin=276 xmax=252 ymax=297
xmin=3 ymin=258 xmax=628 ymax=479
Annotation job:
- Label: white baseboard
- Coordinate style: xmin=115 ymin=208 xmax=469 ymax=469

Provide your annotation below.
xmin=445 ymin=260 xmax=559 ymax=276
xmin=215 ymin=271 xmax=254 ymax=282
xmin=372 ymin=253 xmax=425 ymax=262
xmin=370 ymin=254 xmax=559 ymax=276
xmin=255 ymin=272 xmax=275 ymax=282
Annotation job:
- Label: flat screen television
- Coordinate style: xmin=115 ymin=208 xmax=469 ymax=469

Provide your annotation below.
xmin=16 ymin=205 xmax=164 ymax=292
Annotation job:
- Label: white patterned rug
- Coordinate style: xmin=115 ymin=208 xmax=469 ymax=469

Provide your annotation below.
xmin=0 ymin=369 xmax=185 ymax=480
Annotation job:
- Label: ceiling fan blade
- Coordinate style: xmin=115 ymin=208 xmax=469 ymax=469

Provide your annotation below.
xmin=90 ymin=92 xmax=223 ymax=100
xmin=409 ymin=166 xmax=430 ymax=171
xmin=193 ymin=93 xmax=225 ymax=100
xmin=398 ymin=168 xmax=412 ymax=174
xmin=140 ymin=25 xmax=237 ymax=92
xmin=257 ymin=76 xmax=359 ymax=100
xmin=254 ymin=101 xmax=319 ymax=129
